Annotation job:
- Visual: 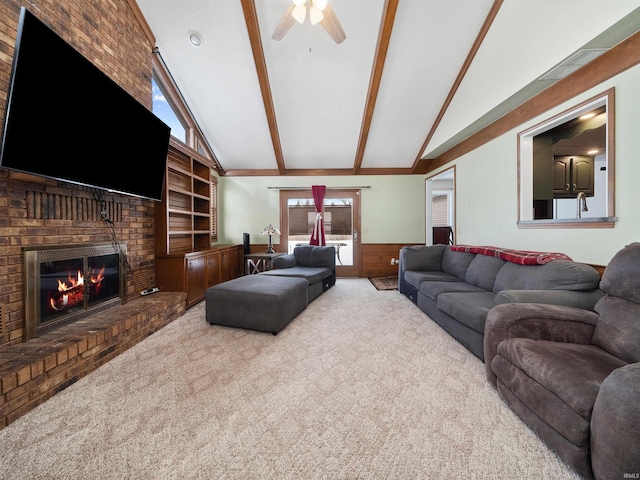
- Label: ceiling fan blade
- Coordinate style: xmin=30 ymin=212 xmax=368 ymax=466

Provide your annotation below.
xmin=319 ymin=4 xmax=346 ymax=44
xmin=272 ymin=4 xmax=297 ymax=41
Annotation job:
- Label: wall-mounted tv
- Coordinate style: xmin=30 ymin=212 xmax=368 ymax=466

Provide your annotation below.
xmin=0 ymin=7 xmax=171 ymax=202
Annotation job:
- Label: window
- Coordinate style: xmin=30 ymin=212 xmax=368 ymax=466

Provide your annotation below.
xmin=151 ymin=54 xmax=222 ymax=173
xmin=432 ymin=194 xmax=450 ymax=227
xmin=210 ymin=175 xmax=218 ymax=242
xmin=518 ymin=88 xmax=615 ymax=228
xmin=152 ymin=76 xmax=186 ymax=142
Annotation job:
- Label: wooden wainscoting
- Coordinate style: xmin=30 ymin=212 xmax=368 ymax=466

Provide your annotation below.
xmin=361 ymin=244 xmax=415 ymax=278
xmin=590 ymin=264 xmax=607 ymax=278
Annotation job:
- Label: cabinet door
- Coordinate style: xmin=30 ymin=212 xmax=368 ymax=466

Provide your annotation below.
xmin=572 ymin=156 xmax=594 ymax=195
xmin=206 ymin=252 xmax=221 ymax=288
xmin=220 ymin=250 xmax=232 ymax=283
xmin=553 ymin=156 xmax=594 ymax=197
xmin=552 ymin=157 xmax=571 ymax=196
xmin=230 ymin=247 xmax=242 ymax=279
xmin=186 ymin=254 xmax=206 ymax=307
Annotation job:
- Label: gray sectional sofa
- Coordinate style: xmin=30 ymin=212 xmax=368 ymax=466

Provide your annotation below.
xmin=259 ymin=245 xmax=336 ymax=302
xmin=206 ymin=246 xmax=335 ymax=335
xmin=399 ymin=244 xmax=604 ymax=360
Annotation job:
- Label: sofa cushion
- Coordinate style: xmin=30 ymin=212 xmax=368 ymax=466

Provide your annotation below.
xmin=437 ymin=291 xmax=497 ymax=333
xmin=293 ymin=245 xmax=336 ymax=267
xmin=259 ymin=266 xmax=332 ymax=285
xmin=493 ymin=260 xmax=600 ymax=293
xmin=420 ymin=281 xmax=486 ymax=302
xmin=273 ymin=254 xmax=297 ymax=269
xmin=404 ymin=270 xmax=458 ymax=290
xmin=493 ymin=338 xmax=627 ymax=445
xmin=441 ymin=247 xmax=476 ymax=280
xmin=400 ymin=244 xmax=446 ymax=271
xmin=464 ymin=254 xmax=506 ymax=291
xmin=593 ymin=295 xmax=640 ymax=364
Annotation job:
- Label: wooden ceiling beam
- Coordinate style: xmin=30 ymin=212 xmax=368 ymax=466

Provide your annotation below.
xmin=352 ymin=0 xmax=399 ymax=174
xmin=241 ymin=0 xmax=286 ymax=175
xmin=411 ymin=0 xmax=503 ymax=174
xmin=222 ymin=167 xmax=413 ymax=177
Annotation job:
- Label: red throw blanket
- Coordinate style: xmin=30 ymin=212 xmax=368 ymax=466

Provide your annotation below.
xmin=450 ymin=245 xmax=572 ymax=265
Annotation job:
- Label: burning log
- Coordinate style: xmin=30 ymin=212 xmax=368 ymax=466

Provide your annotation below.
xmin=48 ymin=270 xmax=85 ymax=311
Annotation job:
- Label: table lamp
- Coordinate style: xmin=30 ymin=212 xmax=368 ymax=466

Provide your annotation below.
xmin=261 ymin=224 xmax=281 ymax=254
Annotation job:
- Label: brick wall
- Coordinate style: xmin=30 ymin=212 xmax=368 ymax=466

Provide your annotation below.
xmin=0 ymin=0 xmax=158 ymax=346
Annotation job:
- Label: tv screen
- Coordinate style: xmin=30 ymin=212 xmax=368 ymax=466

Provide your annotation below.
xmin=0 ymin=7 xmax=170 ymax=202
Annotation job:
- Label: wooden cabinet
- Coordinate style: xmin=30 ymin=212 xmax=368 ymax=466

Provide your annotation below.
xmin=553 ymin=156 xmax=594 ymax=197
xmin=186 ymin=253 xmax=206 ymax=307
xmin=156 ymin=245 xmax=243 ymax=308
xmin=155 ymin=141 xmax=213 ymax=255
xmin=206 ymin=252 xmax=221 ymax=288
xmin=221 ymin=247 xmax=242 ymax=282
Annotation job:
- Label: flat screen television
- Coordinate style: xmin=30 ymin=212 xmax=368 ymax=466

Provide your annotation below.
xmin=0 ymin=7 xmax=171 ymax=202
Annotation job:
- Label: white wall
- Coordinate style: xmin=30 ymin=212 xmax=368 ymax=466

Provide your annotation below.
xmin=217 ymin=175 xmax=426 ymax=246
xmin=428 ymin=64 xmax=640 ymax=266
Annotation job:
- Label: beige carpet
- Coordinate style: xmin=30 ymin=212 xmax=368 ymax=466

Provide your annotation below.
xmin=0 ymin=279 xmax=579 ymax=479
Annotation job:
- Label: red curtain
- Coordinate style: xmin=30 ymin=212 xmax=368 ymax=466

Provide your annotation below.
xmin=310 ymin=185 xmax=326 ymax=246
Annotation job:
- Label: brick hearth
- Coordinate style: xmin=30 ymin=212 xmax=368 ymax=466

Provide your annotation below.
xmin=0 ymin=292 xmax=186 ymax=429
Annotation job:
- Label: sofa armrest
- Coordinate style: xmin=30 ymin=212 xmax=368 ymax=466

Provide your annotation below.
xmin=591 ymin=362 xmax=640 ymax=479
xmin=273 ymin=254 xmax=297 ymax=269
xmin=484 ymin=303 xmax=598 ymax=386
xmin=494 ymin=289 xmax=605 ymax=311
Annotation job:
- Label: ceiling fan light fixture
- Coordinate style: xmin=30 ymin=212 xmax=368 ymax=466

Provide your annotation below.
xmin=309 ymin=5 xmax=324 ymax=25
xmin=292 ymin=4 xmax=307 ymax=23
xmin=314 ymin=0 xmax=328 ymax=11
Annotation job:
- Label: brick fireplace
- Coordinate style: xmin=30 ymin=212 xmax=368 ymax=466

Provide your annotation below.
xmin=0 ymin=0 xmax=159 ymax=346
xmin=23 ymin=242 xmax=128 ymax=341
xmin=0 ymin=173 xmax=188 ymax=429
xmin=0 ymin=174 xmax=155 ymax=345
xmin=0 ymin=0 xmax=188 ymax=429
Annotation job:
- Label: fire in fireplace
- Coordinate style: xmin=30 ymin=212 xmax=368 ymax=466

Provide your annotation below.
xmin=24 ymin=243 xmax=127 ymax=340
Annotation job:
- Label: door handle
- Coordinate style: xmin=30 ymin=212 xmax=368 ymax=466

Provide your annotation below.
xmin=572 ymin=183 xmax=577 ymax=191
xmin=566 ymin=183 xmax=570 ymax=191
xmin=354 ymin=231 xmax=358 ymax=242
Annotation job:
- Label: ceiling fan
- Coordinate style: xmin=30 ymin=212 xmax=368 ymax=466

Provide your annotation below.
xmin=271 ymin=0 xmax=347 ymax=44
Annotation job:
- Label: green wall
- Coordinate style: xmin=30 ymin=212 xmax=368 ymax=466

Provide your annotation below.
xmin=429 ymin=64 xmax=640 ymax=266
xmin=216 ymin=175 xmax=426 ymax=247
xmin=215 ymin=64 xmax=640 ymax=266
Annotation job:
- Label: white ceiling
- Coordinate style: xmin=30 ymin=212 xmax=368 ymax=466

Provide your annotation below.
xmin=135 ymin=0 xmax=640 ymax=175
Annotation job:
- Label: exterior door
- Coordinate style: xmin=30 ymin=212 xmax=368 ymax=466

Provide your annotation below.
xmin=279 ymin=189 xmax=361 ymax=277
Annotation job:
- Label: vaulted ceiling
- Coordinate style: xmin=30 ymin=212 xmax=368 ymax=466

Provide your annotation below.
xmin=134 ymin=0 xmax=640 ymax=176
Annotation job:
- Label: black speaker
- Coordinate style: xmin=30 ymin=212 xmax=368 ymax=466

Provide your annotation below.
xmin=243 ymin=233 xmax=250 ymax=254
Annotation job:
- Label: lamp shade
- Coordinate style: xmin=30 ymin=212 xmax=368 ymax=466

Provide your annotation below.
xmin=261 ymin=225 xmax=281 ymax=236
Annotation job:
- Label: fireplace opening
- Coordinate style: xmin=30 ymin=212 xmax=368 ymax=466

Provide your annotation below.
xmin=25 ymin=243 xmax=127 ymax=340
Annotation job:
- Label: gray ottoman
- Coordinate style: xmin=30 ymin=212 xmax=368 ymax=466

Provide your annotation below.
xmin=205 ymin=275 xmax=308 ymax=334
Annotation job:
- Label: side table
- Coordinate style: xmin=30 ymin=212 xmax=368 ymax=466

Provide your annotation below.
xmin=244 ymin=252 xmax=286 ymax=275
